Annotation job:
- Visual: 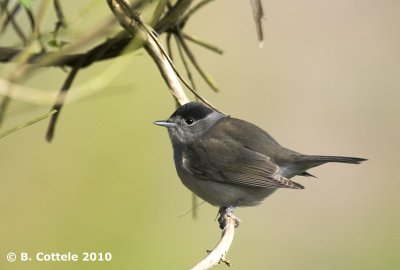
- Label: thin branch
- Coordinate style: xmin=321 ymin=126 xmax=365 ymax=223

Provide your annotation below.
xmin=141 ymin=21 xmax=219 ymax=110
xmin=53 ymin=0 xmax=66 ymax=31
xmin=175 ymin=32 xmax=220 ymax=92
xmin=0 ymin=0 xmax=9 ymax=19
xmin=1 ymin=0 xmax=51 ymax=83
xmin=0 ymin=110 xmax=57 ymax=139
xmin=145 ymin=35 xmax=190 ymax=105
xmin=182 ymin=32 xmax=223 ymax=55
xmin=149 ymin=0 xmax=168 ymax=27
xmin=0 ymin=2 xmax=27 ymax=44
xmin=181 ymin=0 xmax=215 ymax=26
xmin=0 ymin=0 xmax=200 ymax=69
xmin=4 ymin=16 xmax=116 ymax=83
xmin=250 ymin=0 xmax=265 ymax=46
xmin=166 ymin=32 xmax=174 ymax=61
xmin=107 ymin=0 xmax=222 ymax=110
xmin=0 ymin=0 xmax=59 ymax=127
xmin=175 ymin=32 xmax=196 ymax=91
xmin=0 ymin=0 xmax=223 ymax=137
xmin=0 ymin=32 xmax=128 ymax=68
xmin=10 ymin=16 xmax=27 ymax=44
xmin=0 ymin=2 xmax=20 ymax=33
xmin=155 ymin=0 xmax=194 ymax=33
xmin=0 ymin=0 xmax=223 ymax=70
xmin=191 ymin=193 xmax=198 ymax=219
xmin=0 ymin=90 xmax=11 ymax=126
xmin=46 ymin=32 xmax=117 ymax=141
xmin=24 ymin=6 xmax=35 ymax=31
xmin=24 ymin=5 xmax=47 ymax=51
xmin=107 ymin=0 xmax=190 ymax=105
xmin=190 ymin=215 xmax=236 ymax=270
xmin=45 ymin=58 xmax=84 ymax=142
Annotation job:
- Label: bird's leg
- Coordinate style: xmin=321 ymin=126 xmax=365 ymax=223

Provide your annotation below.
xmin=218 ymin=202 xmax=241 ymax=230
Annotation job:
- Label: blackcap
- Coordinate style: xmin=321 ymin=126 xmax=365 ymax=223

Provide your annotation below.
xmin=154 ymin=102 xmax=366 ymax=222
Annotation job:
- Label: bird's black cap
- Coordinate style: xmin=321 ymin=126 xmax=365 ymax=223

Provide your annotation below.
xmin=170 ymin=102 xmax=214 ymax=121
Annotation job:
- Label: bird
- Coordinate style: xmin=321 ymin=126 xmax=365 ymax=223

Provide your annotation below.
xmin=154 ymin=102 xmax=366 ymax=226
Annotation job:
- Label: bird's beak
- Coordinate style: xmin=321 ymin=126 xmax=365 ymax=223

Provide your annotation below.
xmin=153 ymin=120 xmax=177 ymax=127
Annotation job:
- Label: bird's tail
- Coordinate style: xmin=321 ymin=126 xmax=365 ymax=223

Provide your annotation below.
xmin=288 ymin=154 xmax=366 ymax=178
xmin=299 ymin=155 xmax=367 ymax=165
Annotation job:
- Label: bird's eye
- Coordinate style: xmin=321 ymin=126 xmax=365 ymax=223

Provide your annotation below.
xmin=185 ymin=117 xmax=195 ymax=125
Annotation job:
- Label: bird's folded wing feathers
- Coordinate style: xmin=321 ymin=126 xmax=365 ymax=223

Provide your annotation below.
xmin=185 ymin=139 xmax=304 ymax=189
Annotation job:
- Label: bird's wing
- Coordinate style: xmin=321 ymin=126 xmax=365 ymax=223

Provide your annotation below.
xmin=184 ymin=138 xmax=303 ymax=190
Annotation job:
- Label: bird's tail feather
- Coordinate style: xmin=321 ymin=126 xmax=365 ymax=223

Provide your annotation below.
xmin=300 ymin=155 xmax=367 ymax=164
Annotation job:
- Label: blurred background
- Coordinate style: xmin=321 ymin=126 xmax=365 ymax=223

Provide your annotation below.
xmin=1 ymin=0 xmax=399 ymax=269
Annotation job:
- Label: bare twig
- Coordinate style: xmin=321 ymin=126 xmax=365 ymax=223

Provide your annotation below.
xmin=0 ymin=0 xmax=52 ymax=127
xmin=10 ymin=18 xmax=27 ymax=44
xmin=0 ymin=2 xmax=27 ymax=44
xmin=142 ymin=22 xmax=219 ymax=110
xmin=190 ymin=215 xmax=236 ymax=270
xmin=107 ymin=0 xmax=189 ymax=105
xmin=145 ymin=35 xmax=190 ymax=105
xmin=0 ymin=7 xmax=115 ymax=128
xmin=155 ymin=0 xmax=194 ymax=33
xmin=0 ymin=31 xmax=128 ymax=68
xmin=1 ymin=0 xmax=224 ymax=138
xmin=0 ymin=0 xmax=9 ymax=19
xmin=107 ymin=0 xmax=222 ymax=109
xmin=175 ymin=32 xmax=219 ymax=92
xmin=166 ymin=32 xmax=174 ymax=61
xmin=250 ymin=0 xmax=265 ymax=46
xmin=24 ymin=5 xmax=47 ymax=51
xmin=0 ymin=2 xmax=21 ymax=33
xmin=175 ymin=32 xmax=196 ymax=91
xmin=191 ymin=193 xmax=199 ymax=219
xmin=181 ymin=0 xmax=215 ymax=26
xmin=149 ymin=0 xmax=168 ymax=27
xmin=182 ymin=32 xmax=223 ymax=55
xmin=53 ymin=0 xmax=66 ymax=32
xmin=45 ymin=58 xmax=84 ymax=142
xmin=46 ymin=24 xmax=120 ymax=141
xmin=0 ymin=110 xmax=57 ymax=139
xmin=4 ymin=16 xmax=116 ymax=83
xmin=0 ymin=89 xmax=11 ymax=125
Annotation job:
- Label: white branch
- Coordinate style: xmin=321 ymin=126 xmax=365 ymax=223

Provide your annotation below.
xmin=190 ymin=215 xmax=236 ymax=270
xmin=144 ymin=34 xmax=190 ymax=105
xmin=108 ymin=0 xmax=190 ymax=105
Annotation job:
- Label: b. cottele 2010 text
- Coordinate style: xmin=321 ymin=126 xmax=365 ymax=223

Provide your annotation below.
xmin=18 ymin=252 xmax=112 ymax=262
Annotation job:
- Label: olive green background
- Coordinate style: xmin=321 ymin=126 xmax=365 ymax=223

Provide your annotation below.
xmin=1 ymin=0 xmax=399 ymax=269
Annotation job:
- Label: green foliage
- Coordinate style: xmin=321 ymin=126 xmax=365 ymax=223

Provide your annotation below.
xmin=18 ymin=0 xmax=32 ymax=9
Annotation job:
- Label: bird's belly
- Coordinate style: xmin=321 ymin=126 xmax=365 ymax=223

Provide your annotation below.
xmin=177 ymin=170 xmax=276 ymax=207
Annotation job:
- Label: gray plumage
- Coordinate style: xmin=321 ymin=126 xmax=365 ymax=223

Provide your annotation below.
xmin=155 ymin=102 xmax=366 ymax=208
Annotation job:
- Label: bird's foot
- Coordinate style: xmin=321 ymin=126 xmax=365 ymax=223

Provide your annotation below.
xmin=218 ymin=205 xmax=241 ymax=230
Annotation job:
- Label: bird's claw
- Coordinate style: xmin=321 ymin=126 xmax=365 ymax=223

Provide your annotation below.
xmin=218 ymin=206 xmax=241 ymax=230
